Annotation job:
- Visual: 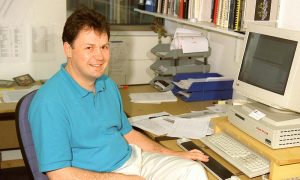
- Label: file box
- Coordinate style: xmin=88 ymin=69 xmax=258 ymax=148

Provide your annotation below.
xmin=172 ymin=73 xmax=233 ymax=102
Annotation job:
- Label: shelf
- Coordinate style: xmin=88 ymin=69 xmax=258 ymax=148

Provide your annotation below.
xmin=135 ymin=8 xmax=245 ymax=39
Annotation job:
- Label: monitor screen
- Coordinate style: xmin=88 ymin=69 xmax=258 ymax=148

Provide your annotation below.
xmin=234 ymin=24 xmax=300 ymax=113
xmin=238 ymin=32 xmax=297 ymax=95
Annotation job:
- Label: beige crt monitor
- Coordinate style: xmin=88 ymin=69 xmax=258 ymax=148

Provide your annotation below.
xmin=234 ymin=24 xmax=300 ymax=113
xmin=229 ymin=24 xmax=300 ymax=149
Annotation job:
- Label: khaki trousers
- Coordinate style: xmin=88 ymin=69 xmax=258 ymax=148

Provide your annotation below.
xmin=114 ymin=144 xmax=208 ymax=180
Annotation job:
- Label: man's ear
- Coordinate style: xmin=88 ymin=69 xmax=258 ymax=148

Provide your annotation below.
xmin=63 ymin=42 xmax=72 ymax=58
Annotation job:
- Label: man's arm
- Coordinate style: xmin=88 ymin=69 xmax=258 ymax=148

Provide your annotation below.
xmin=124 ymin=129 xmax=209 ymax=162
xmin=46 ymin=167 xmax=144 ymax=180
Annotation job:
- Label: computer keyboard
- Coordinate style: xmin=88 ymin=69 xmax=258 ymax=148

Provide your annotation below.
xmin=200 ymin=132 xmax=270 ymax=178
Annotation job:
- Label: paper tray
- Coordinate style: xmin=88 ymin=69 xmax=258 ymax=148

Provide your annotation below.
xmin=151 ymin=43 xmax=210 ymax=59
xmin=172 ymin=73 xmax=233 ymax=101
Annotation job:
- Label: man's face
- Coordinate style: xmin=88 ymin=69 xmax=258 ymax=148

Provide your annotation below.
xmin=64 ymin=28 xmax=110 ymax=85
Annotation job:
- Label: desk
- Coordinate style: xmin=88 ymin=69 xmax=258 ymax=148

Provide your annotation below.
xmin=120 ymin=85 xmax=300 ymax=179
xmin=0 ymin=102 xmax=18 ymax=150
xmin=1 ymin=84 xmax=300 ymax=178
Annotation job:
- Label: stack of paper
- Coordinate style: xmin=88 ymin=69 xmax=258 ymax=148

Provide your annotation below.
xmin=170 ymin=28 xmax=209 ymax=54
xmin=129 ymin=91 xmax=177 ymax=104
xmin=128 ymin=111 xmax=220 ymax=139
xmin=1 ymin=85 xmax=40 ymax=103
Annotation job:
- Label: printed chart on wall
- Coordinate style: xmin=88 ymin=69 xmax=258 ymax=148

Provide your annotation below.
xmin=108 ymin=41 xmax=128 ymax=85
xmin=31 ymin=25 xmax=56 ymax=62
xmin=0 ymin=0 xmax=56 ymax=63
xmin=0 ymin=0 xmax=32 ymax=62
xmin=0 ymin=25 xmax=26 ymax=62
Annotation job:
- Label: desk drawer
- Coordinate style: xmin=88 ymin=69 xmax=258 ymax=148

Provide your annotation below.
xmin=0 ymin=120 xmax=19 ymax=150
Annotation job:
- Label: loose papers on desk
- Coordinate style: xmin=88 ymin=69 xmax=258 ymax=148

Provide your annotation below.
xmin=170 ymin=28 xmax=209 ymax=54
xmin=128 ymin=111 xmax=220 ymax=139
xmin=129 ymin=91 xmax=177 ymax=104
xmin=1 ymin=85 xmax=40 ymax=103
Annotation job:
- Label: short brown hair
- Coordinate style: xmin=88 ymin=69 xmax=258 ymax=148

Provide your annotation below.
xmin=62 ymin=6 xmax=110 ymax=46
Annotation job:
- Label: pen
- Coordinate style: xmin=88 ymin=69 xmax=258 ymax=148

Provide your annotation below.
xmin=148 ymin=114 xmax=170 ymax=119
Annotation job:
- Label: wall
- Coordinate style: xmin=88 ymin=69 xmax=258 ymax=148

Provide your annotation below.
xmin=278 ymin=0 xmax=300 ymax=31
xmin=1 ymin=1 xmax=299 ymax=84
xmin=0 ymin=0 xmax=159 ymax=85
xmin=0 ymin=0 xmax=66 ymax=80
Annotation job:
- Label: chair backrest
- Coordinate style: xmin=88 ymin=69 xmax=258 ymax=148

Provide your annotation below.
xmin=15 ymin=90 xmax=48 ymax=180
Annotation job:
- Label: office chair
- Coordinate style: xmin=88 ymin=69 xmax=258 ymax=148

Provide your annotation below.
xmin=15 ymin=90 xmax=48 ymax=180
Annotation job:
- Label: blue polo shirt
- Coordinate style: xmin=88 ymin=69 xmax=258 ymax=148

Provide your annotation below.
xmin=29 ymin=64 xmax=133 ymax=173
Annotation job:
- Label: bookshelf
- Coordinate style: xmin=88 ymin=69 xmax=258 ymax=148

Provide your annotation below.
xmin=134 ymin=8 xmax=245 ymax=39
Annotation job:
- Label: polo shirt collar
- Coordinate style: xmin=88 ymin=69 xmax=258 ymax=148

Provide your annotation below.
xmin=60 ymin=64 xmax=106 ymax=98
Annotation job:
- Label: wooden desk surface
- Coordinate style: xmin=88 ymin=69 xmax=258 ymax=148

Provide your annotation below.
xmin=120 ymin=85 xmax=300 ymax=179
xmin=120 ymin=85 xmax=216 ymax=117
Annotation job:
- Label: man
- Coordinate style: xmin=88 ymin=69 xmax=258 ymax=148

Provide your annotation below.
xmin=29 ymin=7 xmax=209 ymax=180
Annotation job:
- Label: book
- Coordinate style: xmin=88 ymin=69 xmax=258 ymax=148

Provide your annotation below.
xmin=213 ymin=0 xmax=219 ymax=24
xmin=163 ymin=0 xmax=168 ymax=14
xmin=157 ymin=0 xmax=162 ymax=13
xmin=145 ymin=0 xmax=158 ymax=12
xmin=183 ymin=0 xmax=189 ymax=19
xmin=198 ymin=0 xmax=213 ymax=22
xmin=216 ymin=0 xmax=224 ymax=26
xmin=179 ymin=0 xmax=184 ymax=18
xmin=233 ymin=0 xmax=244 ymax=31
xmin=221 ymin=0 xmax=230 ymax=28
xmin=228 ymin=0 xmax=237 ymax=29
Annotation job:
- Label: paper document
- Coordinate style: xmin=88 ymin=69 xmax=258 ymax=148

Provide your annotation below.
xmin=129 ymin=111 xmax=220 ymax=138
xmin=170 ymin=28 xmax=209 ymax=53
xmin=129 ymin=112 xmax=172 ymax=136
xmin=129 ymin=112 xmax=170 ymax=123
xmin=2 ymin=85 xmax=40 ymax=103
xmin=129 ymin=91 xmax=177 ymax=104
xmin=1 ymin=150 xmax=22 ymax=161
xmin=180 ymin=36 xmax=209 ymax=53
xmin=167 ymin=116 xmax=211 ymax=139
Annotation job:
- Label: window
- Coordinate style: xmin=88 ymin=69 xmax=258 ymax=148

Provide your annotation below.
xmin=67 ymin=0 xmax=154 ymax=30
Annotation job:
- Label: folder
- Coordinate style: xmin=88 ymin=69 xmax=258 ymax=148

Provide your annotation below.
xmin=145 ymin=0 xmax=158 ymax=12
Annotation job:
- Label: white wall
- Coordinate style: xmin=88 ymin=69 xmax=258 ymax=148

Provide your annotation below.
xmin=0 ymin=0 xmax=66 ymax=80
xmin=1 ymin=1 xmax=300 ymax=84
xmin=278 ymin=0 xmax=300 ymax=31
xmin=0 ymin=0 xmax=159 ymax=85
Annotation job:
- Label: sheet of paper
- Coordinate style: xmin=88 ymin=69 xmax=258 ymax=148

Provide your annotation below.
xmin=167 ymin=116 xmax=211 ymax=139
xmin=132 ymin=117 xmax=173 ymax=136
xmin=31 ymin=25 xmax=56 ymax=61
xmin=1 ymin=85 xmax=40 ymax=103
xmin=0 ymin=25 xmax=26 ymax=62
xmin=179 ymin=110 xmax=218 ymax=118
xmin=128 ymin=112 xmax=170 ymax=123
xmin=0 ymin=149 xmax=22 ymax=161
xmin=179 ymin=36 xmax=209 ymax=53
xmin=128 ymin=112 xmax=173 ymax=135
xmin=108 ymin=41 xmax=128 ymax=85
xmin=129 ymin=91 xmax=177 ymax=104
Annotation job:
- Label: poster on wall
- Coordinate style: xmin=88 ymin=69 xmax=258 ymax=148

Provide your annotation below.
xmin=30 ymin=25 xmax=56 ymax=62
xmin=0 ymin=25 xmax=26 ymax=63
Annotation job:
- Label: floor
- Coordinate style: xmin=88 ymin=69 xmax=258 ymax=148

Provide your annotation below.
xmin=0 ymin=167 xmax=30 ymax=180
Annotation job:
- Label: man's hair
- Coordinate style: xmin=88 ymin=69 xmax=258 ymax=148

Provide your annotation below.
xmin=62 ymin=6 xmax=110 ymax=46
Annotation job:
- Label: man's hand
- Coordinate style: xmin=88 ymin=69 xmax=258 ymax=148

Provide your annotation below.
xmin=172 ymin=149 xmax=209 ymax=162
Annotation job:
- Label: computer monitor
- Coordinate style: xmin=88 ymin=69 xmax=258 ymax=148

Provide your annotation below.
xmin=234 ymin=24 xmax=300 ymax=113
